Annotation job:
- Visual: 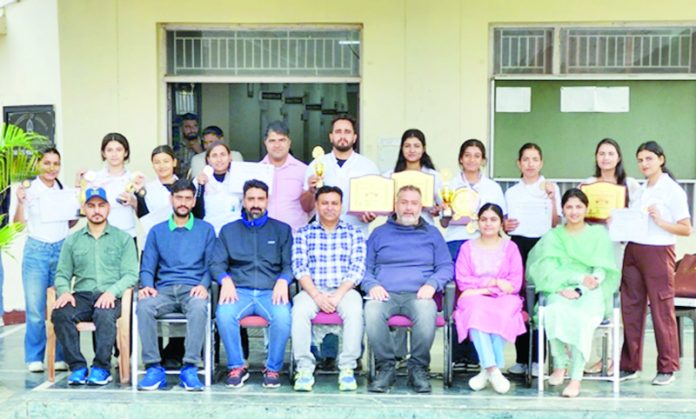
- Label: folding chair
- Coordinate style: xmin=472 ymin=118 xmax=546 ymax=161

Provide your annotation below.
xmin=536 ymin=291 xmax=621 ymax=394
xmin=46 ymin=287 xmax=133 ymax=384
xmin=368 ymin=283 xmax=454 ymax=388
xmin=130 ymin=292 xmax=214 ymax=388
xmin=237 ymin=315 xmax=295 ymax=379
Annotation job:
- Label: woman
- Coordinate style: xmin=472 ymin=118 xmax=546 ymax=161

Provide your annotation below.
xmin=503 ymin=143 xmax=561 ymax=376
xmin=620 ymin=141 xmax=692 ymax=386
xmin=453 ymin=203 xmax=525 ymax=394
xmin=580 ymin=138 xmax=639 ymax=374
xmin=14 ymin=147 xmax=73 ymax=372
xmin=193 ymin=141 xmax=242 ymax=236
xmin=136 ymin=145 xmax=179 ymax=245
xmin=78 ymin=133 xmax=138 ymax=238
xmin=527 ymin=188 xmax=619 ymax=397
xmin=384 ymin=129 xmax=443 ymax=225
xmin=442 ymin=139 xmax=506 ymax=260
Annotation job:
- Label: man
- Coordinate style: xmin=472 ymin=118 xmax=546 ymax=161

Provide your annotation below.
xmin=189 ymin=125 xmax=244 ymax=179
xmin=260 ymin=120 xmax=310 ymax=232
xmin=362 ymin=185 xmax=453 ymax=393
xmin=175 ymin=113 xmax=203 ymax=178
xmin=135 ymin=179 xmax=216 ymax=391
xmin=52 ymin=187 xmax=138 ymax=385
xmin=211 ymin=179 xmax=293 ymax=389
xmin=301 ymin=114 xmax=379 ymax=235
xmin=291 ymin=186 xmax=366 ymax=392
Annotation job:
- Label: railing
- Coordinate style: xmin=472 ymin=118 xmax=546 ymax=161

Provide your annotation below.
xmin=494 ymin=28 xmax=553 ymax=74
xmin=497 ymin=178 xmax=696 ymax=225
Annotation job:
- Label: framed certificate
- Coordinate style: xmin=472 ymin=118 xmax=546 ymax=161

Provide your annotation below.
xmin=348 ymin=175 xmax=394 ymax=215
xmin=580 ymin=182 xmax=626 ymax=222
xmin=390 ymin=171 xmax=435 ymax=207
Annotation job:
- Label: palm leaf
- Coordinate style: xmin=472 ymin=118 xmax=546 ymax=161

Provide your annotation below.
xmin=0 ymin=123 xmax=46 ymax=192
xmin=0 ymin=219 xmax=24 ymax=252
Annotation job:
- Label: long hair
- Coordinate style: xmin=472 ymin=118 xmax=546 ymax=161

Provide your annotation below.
xmin=394 ymin=129 xmax=436 ymax=173
xmin=636 ymin=141 xmax=676 ymax=180
xmin=594 ymin=138 xmax=626 ymax=185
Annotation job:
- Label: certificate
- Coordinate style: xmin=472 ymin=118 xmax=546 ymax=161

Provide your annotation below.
xmin=390 ymin=171 xmax=435 ymax=207
xmin=39 ymin=188 xmax=80 ymax=222
xmin=227 ymin=162 xmax=275 ymax=194
xmin=449 ymin=188 xmax=480 ymax=225
xmin=608 ymin=208 xmax=648 ymax=242
xmin=507 ymin=200 xmax=552 ymax=233
xmin=580 ymin=182 xmax=626 ymax=222
xmin=140 ymin=205 xmax=172 ymax=238
xmin=348 ymin=175 xmax=394 ymax=215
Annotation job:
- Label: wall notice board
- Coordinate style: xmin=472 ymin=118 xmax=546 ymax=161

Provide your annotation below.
xmin=493 ymin=80 xmax=696 ymax=179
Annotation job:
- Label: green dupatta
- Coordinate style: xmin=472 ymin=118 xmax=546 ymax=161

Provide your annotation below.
xmin=526 ymin=224 xmax=620 ymax=318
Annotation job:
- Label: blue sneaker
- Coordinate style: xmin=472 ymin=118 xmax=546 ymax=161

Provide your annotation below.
xmin=138 ymin=366 xmax=167 ymax=391
xmin=86 ymin=367 xmax=112 ymax=386
xmin=67 ymin=367 xmax=88 ymax=385
xmin=179 ymin=365 xmax=204 ymax=391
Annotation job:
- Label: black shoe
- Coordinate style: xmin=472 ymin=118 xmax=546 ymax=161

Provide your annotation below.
xmin=407 ymin=367 xmax=432 ymax=393
xmin=162 ymin=358 xmax=182 ymax=370
xmin=368 ymin=365 xmax=396 ymax=393
xmin=319 ymin=357 xmax=336 ymax=372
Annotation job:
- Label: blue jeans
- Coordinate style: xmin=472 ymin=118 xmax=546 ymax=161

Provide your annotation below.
xmin=469 ymin=329 xmax=505 ymax=369
xmin=216 ymin=288 xmax=291 ymax=372
xmin=22 ymin=238 xmax=64 ymax=363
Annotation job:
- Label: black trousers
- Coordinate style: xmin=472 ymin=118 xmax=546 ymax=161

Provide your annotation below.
xmin=510 ymin=235 xmax=540 ymax=364
xmin=52 ymin=291 xmax=121 ymax=371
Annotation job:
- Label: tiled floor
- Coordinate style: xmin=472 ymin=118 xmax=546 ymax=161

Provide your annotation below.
xmin=1 ymin=323 xmax=695 ymax=418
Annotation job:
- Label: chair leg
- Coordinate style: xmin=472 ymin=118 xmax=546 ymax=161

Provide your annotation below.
xmin=46 ymin=319 xmax=56 ymax=383
xmin=612 ymin=307 xmax=621 ymax=395
xmin=205 ymin=302 xmax=212 ymax=387
xmin=131 ymin=298 xmax=139 ymax=389
xmin=443 ymin=322 xmax=452 ymax=388
xmin=537 ymin=307 xmax=545 ymax=395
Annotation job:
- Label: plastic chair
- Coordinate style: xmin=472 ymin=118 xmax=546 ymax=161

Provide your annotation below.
xmin=368 ymin=283 xmax=454 ymax=388
xmin=130 ymin=290 xmax=214 ymax=388
xmin=45 ymin=287 xmax=133 ymax=384
xmin=536 ymin=291 xmax=621 ymax=395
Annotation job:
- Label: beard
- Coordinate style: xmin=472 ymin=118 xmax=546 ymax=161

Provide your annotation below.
xmin=247 ymin=207 xmax=264 ymax=219
xmin=333 ymin=142 xmax=354 ymax=153
xmin=397 ymin=214 xmax=419 ymax=226
xmin=184 ymin=131 xmax=199 ymax=141
xmin=174 ymin=206 xmax=191 ymax=218
xmin=87 ymin=215 xmax=106 ymax=225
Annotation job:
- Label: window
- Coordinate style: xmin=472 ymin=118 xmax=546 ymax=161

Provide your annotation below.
xmin=493 ymin=28 xmax=553 ymax=75
xmin=166 ymin=28 xmax=361 ymax=77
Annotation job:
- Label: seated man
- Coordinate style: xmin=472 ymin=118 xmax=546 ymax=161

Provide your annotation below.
xmin=136 ymin=179 xmax=216 ymax=391
xmin=291 ymin=186 xmax=366 ymax=392
xmin=52 ymin=187 xmax=138 ymax=385
xmin=363 ymin=185 xmax=453 ymax=393
xmin=211 ymin=179 xmax=293 ymax=389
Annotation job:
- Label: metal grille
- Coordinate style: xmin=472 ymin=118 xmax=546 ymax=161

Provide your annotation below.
xmin=561 ymin=27 xmax=696 ymax=73
xmin=166 ymin=29 xmax=360 ymax=77
xmin=493 ymin=28 xmax=553 ymax=74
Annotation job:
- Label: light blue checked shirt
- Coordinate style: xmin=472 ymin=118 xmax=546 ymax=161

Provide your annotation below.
xmin=292 ymin=220 xmax=366 ymax=291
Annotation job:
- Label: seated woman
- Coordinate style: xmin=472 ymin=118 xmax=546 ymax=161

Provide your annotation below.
xmin=453 ymin=203 xmax=526 ymax=394
xmin=526 ymin=188 xmax=619 ymax=397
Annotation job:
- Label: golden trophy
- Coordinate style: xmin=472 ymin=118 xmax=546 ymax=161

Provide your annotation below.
xmin=119 ymin=171 xmax=146 ymax=205
xmin=439 ymin=168 xmax=454 ymax=218
xmin=312 ymin=146 xmax=325 ymax=188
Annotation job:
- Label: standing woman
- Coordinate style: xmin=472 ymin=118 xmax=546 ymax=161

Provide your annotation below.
xmin=193 ymin=141 xmax=242 ymax=236
xmin=442 ymin=139 xmax=506 ymax=259
xmin=580 ymin=138 xmax=639 ymax=374
xmin=620 ymin=141 xmax=692 ymax=386
xmin=79 ymin=133 xmax=138 ymax=238
xmin=14 ymin=148 xmax=73 ymax=372
xmin=527 ymin=189 xmax=619 ymax=397
xmin=136 ymin=145 xmax=178 ymax=219
xmin=453 ymin=203 xmax=526 ymax=394
xmin=503 ymin=143 xmax=561 ymax=376
xmin=384 ymin=129 xmax=443 ymax=225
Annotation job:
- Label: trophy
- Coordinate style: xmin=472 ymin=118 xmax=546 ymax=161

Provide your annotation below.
xmin=312 ymin=146 xmax=325 ymax=188
xmin=439 ymin=168 xmax=454 ymax=218
xmin=118 ymin=171 xmax=146 ymax=205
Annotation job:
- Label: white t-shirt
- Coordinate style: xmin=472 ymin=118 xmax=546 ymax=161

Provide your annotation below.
xmin=194 ymin=171 xmax=242 ymax=236
xmin=630 ymin=173 xmax=690 ymax=246
xmin=505 ymin=176 xmax=561 ymax=239
xmin=383 ymin=167 xmax=443 ymax=226
xmin=304 ymin=151 xmax=379 ymax=234
xmin=92 ymin=168 xmax=137 ymax=237
xmin=141 ymin=178 xmax=174 ymax=247
xmin=444 ymin=172 xmax=506 ymax=242
xmin=189 ymin=150 xmax=244 ymax=179
xmin=23 ymin=178 xmax=70 ymax=243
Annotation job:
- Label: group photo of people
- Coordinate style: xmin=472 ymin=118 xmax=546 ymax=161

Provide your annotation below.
xmin=8 ymin=112 xmax=692 ymax=399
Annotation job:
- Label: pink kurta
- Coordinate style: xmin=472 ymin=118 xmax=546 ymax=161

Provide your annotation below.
xmin=453 ymin=239 xmax=526 ymax=343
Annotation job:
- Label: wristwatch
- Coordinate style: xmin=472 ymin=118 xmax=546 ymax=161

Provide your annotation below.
xmin=574 ymin=287 xmax=583 ymax=297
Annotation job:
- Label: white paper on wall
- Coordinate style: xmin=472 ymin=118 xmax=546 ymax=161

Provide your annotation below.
xmin=561 ymin=86 xmax=630 ymax=113
xmin=495 ymin=87 xmax=531 ymax=113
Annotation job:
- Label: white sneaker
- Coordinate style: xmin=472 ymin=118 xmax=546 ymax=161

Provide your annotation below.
xmin=28 ymin=361 xmax=44 ymax=372
xmin=55 ymin=361 xmax=69 ymax=371
xmin=468 ymin=370 xmax=488 ymax=391
xmin=507 ymin=363 xmax=527 ymax=375
xmin=531 ymin=362 xmax=541 ymax=377
xmin=489 ymin=368 xmax=511 ymax=394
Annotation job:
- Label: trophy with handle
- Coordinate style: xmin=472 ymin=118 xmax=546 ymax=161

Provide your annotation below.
xmin=312 ymin=146 xmax=325 ymax=189
xmin=439 ymin=168 xmax=454 ymax=218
